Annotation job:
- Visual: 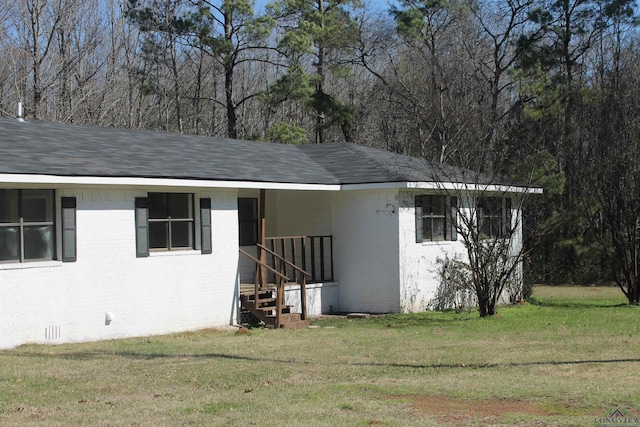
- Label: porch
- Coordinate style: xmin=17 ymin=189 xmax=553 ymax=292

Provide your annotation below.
xmin=239 ymin=235 xmax=335 ymax=328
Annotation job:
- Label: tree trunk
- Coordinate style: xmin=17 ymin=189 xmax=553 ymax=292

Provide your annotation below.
xmin=315 ymin=0 xmax=326 ymax=144
xmin=224 ymin=9 xmax=238 ymax=139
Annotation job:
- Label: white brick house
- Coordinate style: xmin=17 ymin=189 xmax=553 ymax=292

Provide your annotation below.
xmin=0 ymin=118 xmax=539 ymax=349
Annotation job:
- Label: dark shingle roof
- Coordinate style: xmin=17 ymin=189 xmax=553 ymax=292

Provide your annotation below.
xmin=0 ymin=118 xmax=512 ymax=187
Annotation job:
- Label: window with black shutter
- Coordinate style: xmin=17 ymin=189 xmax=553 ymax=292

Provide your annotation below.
xmin=415 ymin=195 xmax=457 ymax=243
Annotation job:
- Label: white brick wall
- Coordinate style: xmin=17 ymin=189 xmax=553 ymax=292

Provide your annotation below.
xmin=284 ymin=282 xmax=338 ymax=316
xmin=397 ymin=190 xmax=525 ymax=312
xmin=397 ymin=190 xmax=467 ymax=312
xmin=331 ymin=189 xmax=401 ymax=313
xmin=0 ymin=185 xmax=526 ymax=349
xmin=0 ymin=187 xmax=239 ymax=349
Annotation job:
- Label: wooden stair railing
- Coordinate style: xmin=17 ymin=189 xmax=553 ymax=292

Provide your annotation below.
xmin=239 ymin=245 xmax=310 ymax=328
xmin=257 ymin=243 xmax=310 ymax=323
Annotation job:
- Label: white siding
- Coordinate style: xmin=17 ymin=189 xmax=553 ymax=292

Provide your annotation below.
xmin=331 ymin=189 xmax=400 ymax=313
xmin=0 ymin=188 xmax=239 ymax=349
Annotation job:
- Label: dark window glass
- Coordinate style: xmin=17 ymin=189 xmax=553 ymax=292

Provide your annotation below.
xmin=149 ymin=222 xmax=169 ymax=249
xmin=425 ymin=195 xmax=445 ymax=216
xmin=479 ymin=197 xmax=503 ymax=237
xmin=0 ymin=190 xmax=55 ymax=262
xmin=171 ymin=221 xmax=193 ymax=248
xmin=169 ymin=194 xmax=191 ymax=219
xmin=0 ymin=227 xmax=19 ymax=261
xmin=22 ymin=190 xmax=53 ymax=222
xmin=147 ymin=193 xmax=193 ymax=251
xmin=148 ymin=193 xmax=168 ymax=219
xmin=0 ymin=190 xmax=19 ymax=223
xmin=421 ymin=195 xmax=446 ymax=241
xmin=24 ymin=225 xmax=54 ymax=260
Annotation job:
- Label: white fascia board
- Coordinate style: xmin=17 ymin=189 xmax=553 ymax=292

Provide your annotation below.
xmin=406 ymin=181 xmax=542 ymax=194
xmin=340 ymin=182 xmax=408 ymax=191
xmin=341 ymin=181 xmax=542 ymax=194
xmin=0 ymin=174 xmax=341 ymax=191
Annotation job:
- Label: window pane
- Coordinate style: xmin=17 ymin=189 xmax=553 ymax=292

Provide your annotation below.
xmin=423 ymin=218 xmax=445 ymax=241
xmin=24 ymin=225 xmax=54 ymax=260
xmin=480 ymin=218 xmax=491 ymax=236
xmin=491 ymin=217 xmax=502 ymax=237
xmin=423 ymin=196 xmax=432 ymax=215
xmin=0 ymin=226 xmax=19 ymax=261
xmin=148 ymin=193 xmax=168 ymax=219
xmin=422 ymin=218 xmax=432 ymax=241
xmin=149 ymin=221 xmax=168 ymax=249
xmin=171 ymin=221 xmax=193 ymax=248
xmin=432 ymin=218 xmax=445 ymax=240
xmin=0 ymin=190 xmax=19 ymax=223
xmin=430 ymin=196 xmax=445 ymax=216
xmin=480 ymin=197 xmax=501 ymax=216
xmin=168 ymin=193 xmax=192 ymax=219
xmin=22 ymin=190 xmax=54 ymax=222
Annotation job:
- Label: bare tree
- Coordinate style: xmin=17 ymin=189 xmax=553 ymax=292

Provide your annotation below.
xmin=581 ymin=5 xmax=640 ymax=303
xmin=6 ymin=0 xmax=65 ymax=119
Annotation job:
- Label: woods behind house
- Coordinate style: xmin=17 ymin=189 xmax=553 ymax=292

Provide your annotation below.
xmin=1 ymin=0 xmax=639 ymax=299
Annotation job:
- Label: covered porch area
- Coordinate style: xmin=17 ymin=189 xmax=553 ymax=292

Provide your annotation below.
xmin=237 ymin=189 xmax=338 ymax=328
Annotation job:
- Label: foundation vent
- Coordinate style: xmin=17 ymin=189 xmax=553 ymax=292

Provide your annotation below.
xmin=45 ymin=326 xmax=61 ymax=340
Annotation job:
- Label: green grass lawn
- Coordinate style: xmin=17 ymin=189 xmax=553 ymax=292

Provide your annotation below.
xmin=1 ymin=286 xmax=639 ymax=426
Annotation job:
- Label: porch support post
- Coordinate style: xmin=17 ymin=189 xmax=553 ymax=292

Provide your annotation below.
xmin=259 ymin=189 xmax=267 ymax=286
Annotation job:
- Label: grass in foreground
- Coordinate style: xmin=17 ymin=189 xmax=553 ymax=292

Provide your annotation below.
xmin=0 ymin=286 xmax=639 ymax=426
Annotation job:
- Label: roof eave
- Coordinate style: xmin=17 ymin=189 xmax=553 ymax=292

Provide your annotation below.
xmin=0 ymin=173 xmax=342 ymax=191
xmin=0 ymin=174 xmax=543 ymax=194
xmin=341 ymin=181 xmax=543 ymax=193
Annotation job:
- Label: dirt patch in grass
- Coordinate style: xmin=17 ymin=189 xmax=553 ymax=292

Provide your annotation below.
xmin=395 ymin=395 xmax=558 ymax=425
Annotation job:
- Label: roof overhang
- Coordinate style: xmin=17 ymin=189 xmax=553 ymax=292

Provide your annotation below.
xmin=341 ymin=181 xmax=543 ymax=194
xmin=0 ymin=174 xmax=341 ymax=191
xmin=0 ymin=174 xmax=543 ymax=194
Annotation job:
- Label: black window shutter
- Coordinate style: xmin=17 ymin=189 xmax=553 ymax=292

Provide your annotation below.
xmin=200 ymin=198 xmax=212 ymax=254
xmin=61 ymin=197 xmax=77 ymax=262
xmin=415 ymin=195 xmax=423 ymax=243
xmin=135 ymin=197 xmax=149 ymax=258
xmin=449 ymin=196 xmax=458 ymax=241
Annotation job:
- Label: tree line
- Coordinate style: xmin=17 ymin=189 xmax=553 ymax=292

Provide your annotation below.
xmin=1 ymin=0 xmax=639 ymax=302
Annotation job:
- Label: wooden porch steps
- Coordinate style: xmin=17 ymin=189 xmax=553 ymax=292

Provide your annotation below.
xmin=239 ymin=283 xmax=309 ymax=329
xmin=239 ymin=243 xmax=311 ymax=329
xmin=267 ymin=313 xmax=309 ymax=329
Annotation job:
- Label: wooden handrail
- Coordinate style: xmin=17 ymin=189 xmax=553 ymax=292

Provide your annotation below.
xmin=239 ymin=236 xmax=322 ymax=328
xmin=257 ymin=243 xmax=311 ymax=277
xmin=239 ymin=249 xmax=290 ymax=282
xmin=265 ymin=235 xmax=333 ymax=283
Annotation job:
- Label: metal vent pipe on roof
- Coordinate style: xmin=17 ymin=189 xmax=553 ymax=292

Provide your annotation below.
xmin=17 ymin=101 xmax=26 ymax=122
